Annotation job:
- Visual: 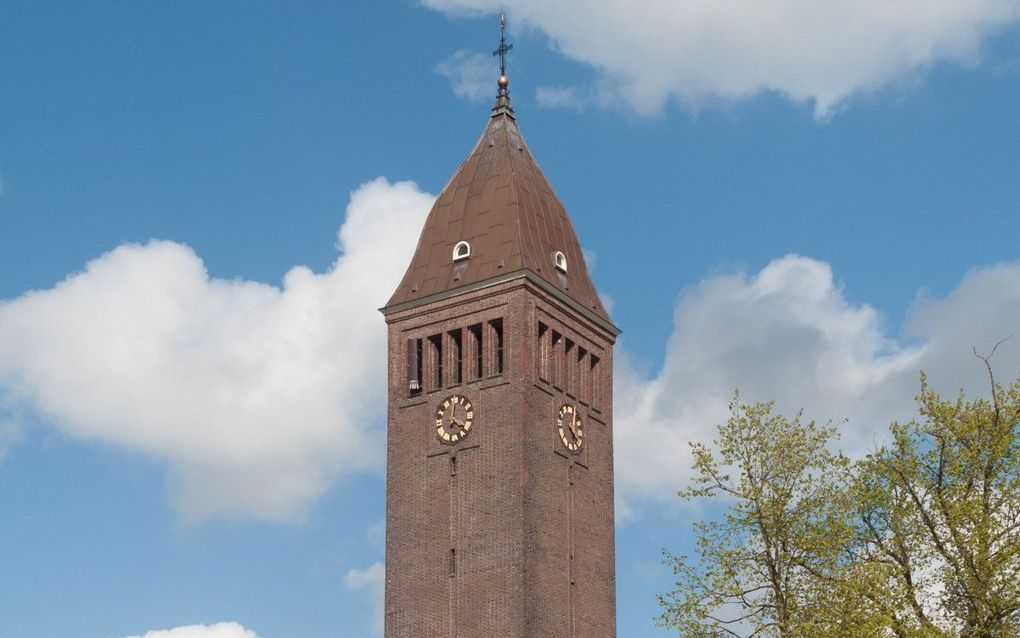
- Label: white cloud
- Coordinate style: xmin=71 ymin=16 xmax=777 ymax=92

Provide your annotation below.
xmin=0 ymin=177 xmax=434 ymax=522
xmin=345 ymin=562 xmax=385 ymax=636
xmin=366 ymin=519 xmax=386 ymax=549
xmin=906 ymin=261 xmax=1020 ymax=395
xmin=0 ymin=413 xmax=20 ymax=459
xmin=535 ymin=85 xmax=588 ymax=111
xmin=4 ymin=172 xmax=1018 ymax=529
xmin=614 ymin=255 xmax=1020 ymax=506
xmin=435 ymin=49 xmax=495 ymax=102
xmin=423 ymin=0 xmax=1020 ymax=117
xmin=124 ymin=622 xmax=260 ymax=638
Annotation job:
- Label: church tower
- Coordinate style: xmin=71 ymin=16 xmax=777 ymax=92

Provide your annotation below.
xmin=380 ymin=21 xmax=620 ymax=637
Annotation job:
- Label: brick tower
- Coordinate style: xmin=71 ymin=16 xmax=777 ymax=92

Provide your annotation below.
xmin=380 ymin=35 xmax=620 ymax=637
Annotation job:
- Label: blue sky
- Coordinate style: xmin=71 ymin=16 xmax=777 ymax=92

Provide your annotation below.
xmin=2 ymin=2 xmax=1020 ymax=637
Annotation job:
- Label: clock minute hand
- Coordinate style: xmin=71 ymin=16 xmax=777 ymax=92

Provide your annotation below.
xmin=448 ymin=404 xmax=463 ymax=427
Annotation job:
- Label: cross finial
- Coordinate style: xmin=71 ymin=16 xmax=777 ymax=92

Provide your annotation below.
xmin=490 ymin=13 xmax=515 ymax=117
xmin=493 ymin=13 xmax=513 ymax=79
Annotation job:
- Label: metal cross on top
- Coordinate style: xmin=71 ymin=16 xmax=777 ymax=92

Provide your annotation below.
xmin=493 ymin=13 xmax=513 ymax=77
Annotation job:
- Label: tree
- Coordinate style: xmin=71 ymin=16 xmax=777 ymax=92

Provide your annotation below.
xmin=853 ymin=354 xmax=1020 ymax=637
xmin=661 ymin=360 xmax=1020 ymax=638
xmin=657 ymin=397 xmax=876 ymax=638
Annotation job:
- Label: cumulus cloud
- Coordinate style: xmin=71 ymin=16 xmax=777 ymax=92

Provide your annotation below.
xmin=345 ymin=562 xmax=385 ymax=636
xmin=124 ymin=622 xmax=259 ymax=638
xmin=0 ymin=414 xmax=20 ymax=459
xmin=423 ymin=0 xmax=1020 ymax=116
xmin=4 ymin=172 xmax=1018 ymax=527
xmin=0 ymin=178 xmax=433 ymax=522
xmin=614 ymin=255 xmax=1020 ymax=506
xmin=435 ymin=49 xmax=495 ymax=102
xmin=535 ymin=85 xmax=588 ymax=111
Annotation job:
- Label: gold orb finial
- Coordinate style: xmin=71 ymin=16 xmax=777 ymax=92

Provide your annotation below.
xmin=498 ymin=75 xmax=509 ymax=88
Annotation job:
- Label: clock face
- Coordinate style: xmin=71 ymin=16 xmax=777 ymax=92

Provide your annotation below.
xmin=557 ymin=403 xmax=584 ymax=452
xmin=435 ymin=395 xmax=474 ymax=443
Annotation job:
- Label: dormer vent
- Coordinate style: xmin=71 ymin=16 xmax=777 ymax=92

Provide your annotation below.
xmin=453 ymin=241 xmax=471 ymax=261
xmin=553 ymin=251 xmax=567 ymax=273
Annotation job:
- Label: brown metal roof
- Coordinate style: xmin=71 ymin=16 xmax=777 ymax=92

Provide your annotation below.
xmin=385 ymin=103 xmax=613 ymax=326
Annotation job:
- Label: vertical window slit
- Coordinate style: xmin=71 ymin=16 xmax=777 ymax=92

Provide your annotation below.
xmin=468 ymin=323 xmax=483 ymax=381
xmin=450 ymin=329 xmax=463 ymax=385
xmin=428 ymin=334 xmax=443 ymax=390
xmin=489 ymin=318 xmax=504 ymax=375
xmin=407 ymin=338 xmax=422 ymax=395
xmin=552 ymin=331 xmax=563 ymax=388
xmin=577 ymin=347 xmax=588 ymax=403
xmin=565 ymin=339 xmax=575 ymax=396
xmin=537 ymin=322 xmax=549 ymax=381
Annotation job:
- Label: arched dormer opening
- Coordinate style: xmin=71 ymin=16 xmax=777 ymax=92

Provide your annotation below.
xmin=453 ymin=241 xmax=471 ymax=261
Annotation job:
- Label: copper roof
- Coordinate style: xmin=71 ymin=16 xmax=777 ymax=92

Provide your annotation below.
xmin=385 ymin=96 xmax=614 ymax=328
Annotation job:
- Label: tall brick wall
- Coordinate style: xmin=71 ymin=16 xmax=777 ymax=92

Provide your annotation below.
xmin=383 ymin=277 xmax=616 ymax=637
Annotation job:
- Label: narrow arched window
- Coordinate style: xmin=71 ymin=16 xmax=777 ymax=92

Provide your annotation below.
xmin=453 ymin=241 xmax=471 ymax=261
xmin=553 ymin=251 xmax=567 ymax=272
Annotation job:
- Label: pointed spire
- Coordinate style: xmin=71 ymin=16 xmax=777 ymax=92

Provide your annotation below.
xmin=491 ymin=13 xmax=515 ymax=118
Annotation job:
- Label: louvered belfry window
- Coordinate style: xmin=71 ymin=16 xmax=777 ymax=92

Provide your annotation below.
xmin=449 ymin=328 xmax=463 ymax=385
xmin=428 ymin=335 xmax=444 ymax=390
xmin=468 ymin=324 xmax=483 ymax=381
xmin=407 ymin=338 xmax=422 ymax=395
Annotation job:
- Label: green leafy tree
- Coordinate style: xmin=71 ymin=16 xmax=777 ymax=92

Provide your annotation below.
xmin=657 ymin=397 xmax=876 ymax=638
xmin=854 ymin=352 xmax=1020 ymax=637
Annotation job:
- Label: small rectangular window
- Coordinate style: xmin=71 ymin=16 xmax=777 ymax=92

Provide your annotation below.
xmin=489 ymin=318 xmax=504 ymax=376
xmin=407 ymin=338 xmax=423 ymax=395
xmin=537 ymin=323 xmax=549 ymax=381
xmin=428 ymin=334 xmax=443 ymax=390
xmin=468 ymin=323 xmax=483 ymax=381
xmin=449 ymin=329 xmax=463 ymax=386
xmin=449 ymin=548 xmax=457 ymax=577
xmin=590 ymin=354 xmax=601 ymax=409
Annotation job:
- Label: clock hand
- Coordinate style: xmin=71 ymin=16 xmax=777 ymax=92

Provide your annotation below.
xmin=569 ymin=409 xmax=579 ymax=437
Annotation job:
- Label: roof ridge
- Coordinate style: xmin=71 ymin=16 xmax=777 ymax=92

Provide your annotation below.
xmin=502 ymin=117 xmax=528 ymax=276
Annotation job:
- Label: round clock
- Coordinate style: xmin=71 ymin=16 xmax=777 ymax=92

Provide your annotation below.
xmin=435 ymin=394 xmax=474 ymax=443
xmin=557 ymin=403 xmax=584 ymax=452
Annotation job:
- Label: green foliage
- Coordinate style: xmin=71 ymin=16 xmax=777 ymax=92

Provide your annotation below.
xmin=854 ymin=364 xmax=1020 ymax=637
xmin=657 ymin=396 xmax=871 ymax=638
xmin=660 ymin=361 xmax=1020 ymax=638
